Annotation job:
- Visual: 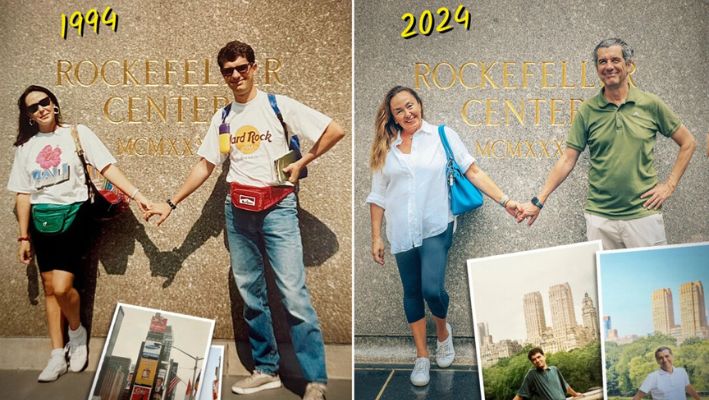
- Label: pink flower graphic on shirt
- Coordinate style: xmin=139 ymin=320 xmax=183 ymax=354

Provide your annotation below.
xmin=35 ymin=145 xmax=63 ymax=170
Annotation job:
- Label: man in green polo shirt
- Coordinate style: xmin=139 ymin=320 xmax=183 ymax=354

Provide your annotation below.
xmin=512 ymin=347 xmax=583 ymax=400
xmin=516 ymin=38 xmax=697 ymax=249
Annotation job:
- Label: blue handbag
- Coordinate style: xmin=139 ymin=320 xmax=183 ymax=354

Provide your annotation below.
xmin=438 ymin=124 xmax=483 ymax=215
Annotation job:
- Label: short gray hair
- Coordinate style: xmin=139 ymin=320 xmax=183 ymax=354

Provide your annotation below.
xmin=654 ymin=346 xmax=673 ymax=359
xmin=593 ymin=38 xmax=634 ymax=65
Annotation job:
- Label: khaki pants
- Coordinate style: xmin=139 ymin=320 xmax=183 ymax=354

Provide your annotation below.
xmin=584 ymin=213 xmax=667 ymax=250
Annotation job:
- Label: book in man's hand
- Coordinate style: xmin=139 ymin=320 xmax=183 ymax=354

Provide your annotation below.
xmin=274 ymin=150 xmax=299 ymax=184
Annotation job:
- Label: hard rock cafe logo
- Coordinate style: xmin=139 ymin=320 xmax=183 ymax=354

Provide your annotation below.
xmin=233 ymin=125 xmax=273 ymax=154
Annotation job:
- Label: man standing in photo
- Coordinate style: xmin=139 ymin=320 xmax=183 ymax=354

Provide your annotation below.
xmin=517 ymin=38 xmax=696 ymax=249
xmin=512 ymin=347 xmax=584 ymax=400
xmin=147 ymin=40 xmax=344 ymax=400
xmin=632 ymin=346 xmax=701 ymax=400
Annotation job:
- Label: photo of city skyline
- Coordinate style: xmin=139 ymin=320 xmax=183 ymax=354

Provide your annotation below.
xmin=598 ymin=242 xmax=709 ymax=342
xmin=89 ymin=303 xmax=215 ymax=400
xmin=468 ymin=241 xmax=602 ymax=366
xmin=467 ymin=241 xmax=604 ymax=400
xmin=597 ymin=242 xmax=709 ymax=398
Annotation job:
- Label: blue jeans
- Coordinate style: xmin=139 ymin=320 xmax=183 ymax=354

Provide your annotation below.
xmin=224 ymin=193 xmax=327 ymax=383
xmin=394 ymin=222 xmax=454 ymax=323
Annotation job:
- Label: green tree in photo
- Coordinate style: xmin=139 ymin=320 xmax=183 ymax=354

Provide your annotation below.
xmin=483 ymin=342 xmax=602 ymax=400
xmin=605 ymin=333 xmax=708 ymax=396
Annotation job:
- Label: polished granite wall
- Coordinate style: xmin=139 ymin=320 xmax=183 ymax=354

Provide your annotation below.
xmin=0 ymin=0 xmax=351 ymax=343
xmin=354 ymin=0 xmax=708 ymax=356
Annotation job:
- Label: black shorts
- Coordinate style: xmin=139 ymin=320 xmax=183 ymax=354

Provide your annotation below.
xmin=30 ymin=201 xmax=91 ymax=275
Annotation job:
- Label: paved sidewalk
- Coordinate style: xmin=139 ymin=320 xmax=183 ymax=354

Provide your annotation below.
xmin=1 ymin=370 xmax=351 ymax=399
xmin=354 ymin=363 xmax=480 ymax=400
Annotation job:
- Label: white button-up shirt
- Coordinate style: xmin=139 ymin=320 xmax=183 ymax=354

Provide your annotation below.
xmin=366 ymin=121 xmax=474 ymax=254
xmin=639 ymin=367 xmax=690 ymax=400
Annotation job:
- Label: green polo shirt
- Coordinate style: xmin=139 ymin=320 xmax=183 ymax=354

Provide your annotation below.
xmin=566 ymin=86 xmax=681 ymax=219
xmin=517 ymin=366 xmax=569 ymax=400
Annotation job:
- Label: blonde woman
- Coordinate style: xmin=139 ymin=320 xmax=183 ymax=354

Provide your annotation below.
xmin=366 ymin=86 xmax=518 ymax=386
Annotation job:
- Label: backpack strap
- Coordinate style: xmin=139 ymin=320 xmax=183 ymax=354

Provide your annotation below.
xmin=268 ymin=93 xmax=289 ymax=142
xmin=221 ymin=103 xmax=232 ymax=124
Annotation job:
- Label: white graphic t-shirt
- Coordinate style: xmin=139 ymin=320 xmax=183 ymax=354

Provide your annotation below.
xmin=7 ymin=124 xmax=116 ymax=204
xmin=197 ymin=90 xmax=331 ymax=187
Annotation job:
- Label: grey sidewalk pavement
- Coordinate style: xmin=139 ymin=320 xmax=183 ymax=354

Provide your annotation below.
xmin=0 ymin=370 xmax=352 ymax=400
xmin=354 ymin=363 xmax=480 ymax=400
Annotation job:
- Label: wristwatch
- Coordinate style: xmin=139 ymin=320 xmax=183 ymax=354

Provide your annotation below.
xmin=531 ymin=196 xmax=544 ymax=209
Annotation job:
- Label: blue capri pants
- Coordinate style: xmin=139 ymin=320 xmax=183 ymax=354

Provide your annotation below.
xmin=394 ymin=222 xmax=454 ymax=323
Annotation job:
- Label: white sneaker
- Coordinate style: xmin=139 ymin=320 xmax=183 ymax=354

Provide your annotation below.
xmin=303 ymin=382 xmax=327 ymax=400
xmin=410 ymin=357 xmax=430 ymax=386
xmin=67 ymin=325 xmax=88 ymax=372
xmin=231 ymin=371 xmax=282 ymax=394
xmin=436 ymin=323 xmax=455 ymax=368
xmin=37 ymin=350 xmax=68 ymax=382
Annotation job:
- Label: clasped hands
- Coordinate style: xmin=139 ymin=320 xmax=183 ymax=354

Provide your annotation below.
xmin=503 ymin=199 xmax=541 ymax=226
xmin=129 ymin=194 xmax=172 ymax=226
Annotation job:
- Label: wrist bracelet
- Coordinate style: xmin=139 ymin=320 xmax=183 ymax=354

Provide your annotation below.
xmin=17 ymin=236 xmax=30 ymax=242
xmin=531 ymin=196 xmax=544 ymax=209
xmin=498 ymin=194 xmax=510 ymax=207
xmin=166 ymin=199 xmax=177 ymax=210
xmin=130 ymin=188 xmax=140 ymax=199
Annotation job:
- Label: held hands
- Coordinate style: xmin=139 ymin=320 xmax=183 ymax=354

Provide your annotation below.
xmin=18 ymin=241 xmax=32 ymax=264
xmin=515 ymin=201 xmax=542 ymax=226
xmin=504 ymin=200 xmax=520 ymax=218
xmin=640 ymin=182 xmax=674 ymax=210
xmin=143 ymin=202 xmax=173 ymax=226
xmin=500 ymin=197 xmax=542 ymax=226
xmin=132 ymin=192 xmax=172 ymax=226
xmin=132 ymin=192 xmax=153 ymax=213
xmin=371 ymin=237 xmax=385 ymax=266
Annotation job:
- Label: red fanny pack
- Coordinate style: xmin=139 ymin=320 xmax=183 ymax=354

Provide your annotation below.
xmin=230 ymin=182 xmax=294 ymax=212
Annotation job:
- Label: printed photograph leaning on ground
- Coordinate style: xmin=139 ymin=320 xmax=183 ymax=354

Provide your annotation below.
xmin=366 ymin=86 xmax=519 ymax=388
xmin=7 ymin=85 xmax=154 ymax=383
xmin=467 ymin=241 xmax=605 ymax=400
xmin=598 ymin=242 xmax=709 ymax=400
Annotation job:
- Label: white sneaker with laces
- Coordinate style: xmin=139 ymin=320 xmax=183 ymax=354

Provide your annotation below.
xmin=410 ymin=357 xmax=430 ymax=386
xmin=303 ymin=382 xmax=327 ymax=400
xmin=231 ymin=371 xmax=282 ymax=394
xmin=37 ymin=349 xmax=67 ymax=382
xmin=67 ymin=325 xmax=88 ymax=372
xmin=436 ymin=323 xmax=455 ymax=368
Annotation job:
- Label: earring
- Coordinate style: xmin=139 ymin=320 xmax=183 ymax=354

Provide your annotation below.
xmin=29 ymin=118 xmax=34 ymax=126
xmin=53 ymin=105 xmax=59 ymax=114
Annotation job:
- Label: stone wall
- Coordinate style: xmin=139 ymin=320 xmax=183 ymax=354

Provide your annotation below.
xmin=0 ymin=0 xmax=352 ymax=344
xmin=354 ymin=0 xmax=708 ymax=353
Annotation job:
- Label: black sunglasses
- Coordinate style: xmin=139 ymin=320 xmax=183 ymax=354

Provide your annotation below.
xmin=220 ymin=63 xmax=252 ymax=77
xmin=27 ymin=97 xmax=52 ymax=114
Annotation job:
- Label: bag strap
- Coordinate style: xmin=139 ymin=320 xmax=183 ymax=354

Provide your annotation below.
xmin=268 ymin=93 xmax=290 ymax=143
xmin=221 ymin=103 xmax=232 ymax=124
xmin=70 ymin=125 xmax=96 ymax=200
xmin=221 ymin=94 xmax=290 ymax=144
xmin=437 ymin=124 xmax=455 ymax=162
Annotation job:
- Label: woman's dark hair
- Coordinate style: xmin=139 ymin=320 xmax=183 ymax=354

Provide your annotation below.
xmin=15 ymin=85 xmax=63 ymax=147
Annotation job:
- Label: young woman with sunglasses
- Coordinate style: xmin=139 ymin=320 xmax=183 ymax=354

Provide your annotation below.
xmin=7 ymin=85 xmax=153 ymax=382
